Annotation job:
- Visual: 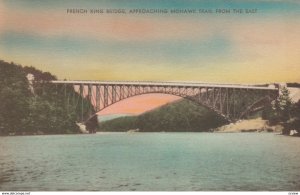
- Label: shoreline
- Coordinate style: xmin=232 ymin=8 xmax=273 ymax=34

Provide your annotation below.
xmin=0 ymin=131 xmax=84 ymax=137
xmin=0 ymin=132 xmax=298 ymax=137
xmin=1 ymin=117 xmax=299 ymax=137
xmin=212 ymin=117 xmax=283 ymax=133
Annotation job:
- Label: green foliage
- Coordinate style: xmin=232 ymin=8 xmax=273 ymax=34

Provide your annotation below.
xmin=262 ymin=87 xmax=293 ymax=124
xmin=23 ymin=66 xmax=57 ymax=81
xmin=100 ymin=116 xmax=138 ymax=132
xmin=99 ymin=99 xmax=228 ymax=132
xmin=291 ymin=100 xmax=300 ymax=117
xmin=262 ymin=102 xmax=279 ymax=125
xmin=0 ymin=61 xmax=30 ymax=134
xmin=284 ymin=100 xmax=300 ymax=136
xmin=262 ymin=87 xmax=300 ymax=135
xmin=270 ymin=87 xmax=292 ymax=123
xmin=0 ymin=60 xmax=91 ymax=135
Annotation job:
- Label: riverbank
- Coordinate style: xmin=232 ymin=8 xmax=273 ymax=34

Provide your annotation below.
xmin=212 ymin=117 xmax=284 ymax=133
xmin=1 ymin=118 xmax=298 ymax=136
xmin=0 ymin=131 xmax=82 ymax=137
xmin=0 ymin=122 xmax=93 ymax=136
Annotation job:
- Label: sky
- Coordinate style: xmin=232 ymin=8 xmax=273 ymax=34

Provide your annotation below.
xmin=0 ymin=0 xmax=299 ymax=115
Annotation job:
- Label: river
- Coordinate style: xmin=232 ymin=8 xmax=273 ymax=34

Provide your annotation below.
xmin=0 ymin=132 xmax=299 ymax=191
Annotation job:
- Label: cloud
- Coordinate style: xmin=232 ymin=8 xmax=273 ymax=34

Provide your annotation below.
xmin=0 ymin=4 xmax=217 ymax=42
xmin=1 ymin=0 xmax=299 ymax=43
xmin=1 ymin=1 xmax=299 ymax=83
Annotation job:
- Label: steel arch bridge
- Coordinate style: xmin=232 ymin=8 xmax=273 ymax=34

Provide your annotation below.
xmin=49 ymin=80 xmax=279 ymax=125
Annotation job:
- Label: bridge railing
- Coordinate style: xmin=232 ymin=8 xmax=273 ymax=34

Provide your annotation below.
xmin=50 ymin=80 xmax=279 ymax=90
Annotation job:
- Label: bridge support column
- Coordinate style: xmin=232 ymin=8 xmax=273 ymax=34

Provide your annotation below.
xmin=233 ymin=88 xmax=236 ymax=119
xmin=79 ymin=84 xmax=84 ymax=122
xmin=104 ymin=85 xmax=108 ymax=107
xmin=206 ymin=87 xmax=209 ymax=104
xmin=96 ymin=85 xmax=100 ymax=112
xmin=112 ymin=86 xmax=116 ymax=104
xmin=212 ymin=88 xmax=215 ymax=108
xmin=219 ymin=88 xmax=223 ymax=113
xmin=88 ymin=84 xmax=93 ymax=117
xmin=226 ymin=88 xmax=229 ymax=118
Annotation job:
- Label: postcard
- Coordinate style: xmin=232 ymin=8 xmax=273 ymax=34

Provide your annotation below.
xmin=0 ymin=0 xmax=299 ymax=193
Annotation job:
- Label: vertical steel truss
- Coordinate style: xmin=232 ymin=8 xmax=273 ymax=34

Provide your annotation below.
xmin=57 ymin=84 xmax=278 ymax=122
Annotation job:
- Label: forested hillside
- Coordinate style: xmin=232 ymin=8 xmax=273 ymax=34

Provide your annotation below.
xmin=0 ymin=60 xmax=92 ymax=135
xmin=99 ymin=99 xmax=228 ymax=132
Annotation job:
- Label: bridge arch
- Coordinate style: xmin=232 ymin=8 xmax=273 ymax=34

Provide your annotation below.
xmin=89 ymin=91 xmax=231 ymax=123
xmin=50 ymin=81 xmax=279 ymax=124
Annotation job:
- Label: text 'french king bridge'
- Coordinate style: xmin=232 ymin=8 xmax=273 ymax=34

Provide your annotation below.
xmin=48 ymin=80 xmax=280 ymax=129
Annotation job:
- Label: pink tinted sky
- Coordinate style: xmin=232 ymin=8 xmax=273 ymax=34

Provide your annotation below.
xmin=99 ymin=94 xmax=180 ymax=116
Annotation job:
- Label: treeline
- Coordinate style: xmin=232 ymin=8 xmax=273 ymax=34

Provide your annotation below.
xmin=0 ymin=60 xmax=92 ymax=135
xmin=287 ymin=83 xmax=300 ymax=88
xmin=99 ymin=100 xmax=228 ymax=132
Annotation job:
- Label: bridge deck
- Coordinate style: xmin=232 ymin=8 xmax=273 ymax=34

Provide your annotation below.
xmin=50 ymin=80 xmax=278 ymax=90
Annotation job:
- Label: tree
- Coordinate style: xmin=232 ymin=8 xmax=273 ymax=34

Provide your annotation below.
xmin=268 ymin=86 xmax=295 ymax=135
xmin=288 ymin=100 xmax=300 ymax=136
xmin=271 ymin=87 xmax=292 ymax=122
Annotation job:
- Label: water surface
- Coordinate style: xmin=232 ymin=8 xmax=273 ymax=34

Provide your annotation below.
xmin=0 ymin=132 xmax=299 ymax=191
